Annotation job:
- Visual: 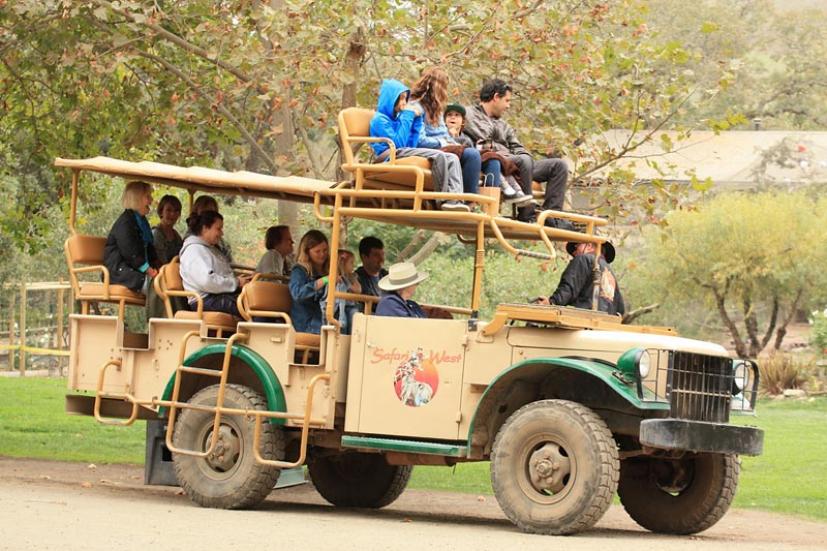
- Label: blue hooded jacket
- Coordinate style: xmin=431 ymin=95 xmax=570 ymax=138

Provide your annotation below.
xmin=369 ymin=79 xmax=422 ymax=157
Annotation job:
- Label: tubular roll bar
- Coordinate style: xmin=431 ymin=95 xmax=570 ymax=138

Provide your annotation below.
xmin=92 ymin=330 xmax=330 ymax=467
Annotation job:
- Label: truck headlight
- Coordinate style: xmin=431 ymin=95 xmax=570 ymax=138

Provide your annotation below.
xmin=618 ymin=348 xmax=651 ymax=380
xmin=732 ymin=360 xmax=748 ymax=394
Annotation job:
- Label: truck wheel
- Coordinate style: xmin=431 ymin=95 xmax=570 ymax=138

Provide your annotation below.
xmin=308 ymin=451 xmax=412 ymax=508
xmin=490 ymin=399 xmax=619 ymax=535
xmin=618 ymin=452 xmax=739 ymax=534
xmin=172 ymin=383 xmax=283 ymax=509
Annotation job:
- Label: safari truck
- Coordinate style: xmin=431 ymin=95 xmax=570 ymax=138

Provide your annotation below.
xmin=57 ymin=124 xmax=763 ymax=536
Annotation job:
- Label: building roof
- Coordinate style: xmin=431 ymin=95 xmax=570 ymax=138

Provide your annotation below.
xmin=594 ymin=130 xmax=827 ymax=187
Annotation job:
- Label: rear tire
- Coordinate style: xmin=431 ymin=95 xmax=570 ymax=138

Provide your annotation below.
xmin=490 ymin=399 xmax=619 ymax=535
xmin=618 ymin=453 xmax=739 ymax=534
xmin=172 ymin=384 xmax=283 ymax=509
xmin=308 ymin=451 xmax=411 ymax=508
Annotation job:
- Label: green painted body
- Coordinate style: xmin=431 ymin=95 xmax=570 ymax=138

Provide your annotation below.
xmin=466 ymin=356 xmax=669 ymax=448
xmin=341 ymin=435 xmax=467 ymax=457
xmin=159 ymin=344 xmax=287 ymax=425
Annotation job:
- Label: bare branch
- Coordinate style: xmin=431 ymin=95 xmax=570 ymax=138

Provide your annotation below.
xmin=135 ymin=49 xmax=278 ymax=174
xmin=622 ymin=303 xmax=660 ymax=325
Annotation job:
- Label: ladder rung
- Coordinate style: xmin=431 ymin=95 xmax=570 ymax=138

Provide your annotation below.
xmin=179 ymin=365 xmax=223 ymax=377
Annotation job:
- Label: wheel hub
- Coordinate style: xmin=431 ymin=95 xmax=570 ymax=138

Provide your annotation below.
xmin=205 ymin=424 xmax=241 ymax=472
xmin=528 ymin=443 xmax=571 ymax=493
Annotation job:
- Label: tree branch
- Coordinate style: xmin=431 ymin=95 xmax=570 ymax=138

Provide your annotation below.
xmin=622 ymin=303 xmax=660 ymax=325
xmin=135 ymin=49 xmax=278 ymax=174
xmin=760 ymin=295 xmax=780 ymax=350
xmin=774 ymin=288 xmax=804 ymax=351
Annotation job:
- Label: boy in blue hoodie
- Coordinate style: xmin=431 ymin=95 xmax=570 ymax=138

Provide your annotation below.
xmin=369 ymin=79 xmax=469 ymax=212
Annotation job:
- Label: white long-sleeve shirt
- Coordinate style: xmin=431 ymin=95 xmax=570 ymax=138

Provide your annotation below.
xmin=179 ymin=236 xmax=236 ymax=299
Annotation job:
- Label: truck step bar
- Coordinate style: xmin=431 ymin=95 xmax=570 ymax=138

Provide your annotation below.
xmin=341 ymin=435 xmax=467 ymax=457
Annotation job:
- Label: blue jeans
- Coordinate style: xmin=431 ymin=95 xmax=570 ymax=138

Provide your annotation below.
xmin=192 ymin=292 xmax=241 ymax=317
xmin=460 ymin=147 xmax=481 ymax=194
xmin=482 ymin=159 xmax=502 ymax=187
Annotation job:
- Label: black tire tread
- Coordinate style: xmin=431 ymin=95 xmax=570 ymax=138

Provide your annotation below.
xmin=618 ymin=453 xmax=739 ymax=534
xmin=308 ymin=452 xmax=412 ymax=509
xmin=173 ymin=383 xmax=283 ymax=510
xmin=490 ymin=399 xmax=619 ymax=535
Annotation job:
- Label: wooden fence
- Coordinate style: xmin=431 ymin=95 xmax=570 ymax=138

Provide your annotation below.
xmin=0 ymin=282 xmax=73 ymax=375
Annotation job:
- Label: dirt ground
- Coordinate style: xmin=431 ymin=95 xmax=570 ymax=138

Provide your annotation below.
xmin=1 ymin=457 xmax=825 ymax=551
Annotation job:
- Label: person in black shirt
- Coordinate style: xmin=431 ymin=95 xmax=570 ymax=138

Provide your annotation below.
xmin=355 ymin=236 xmax=388 ymax=299
xmin=537 ymin=241 xmax=625 ymax=316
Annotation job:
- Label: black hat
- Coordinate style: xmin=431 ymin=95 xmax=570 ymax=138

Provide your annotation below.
xmin=445 ymin=103 xmax=466 ymax=118
xmin=566 ymin=241 xmax=615 ymax=264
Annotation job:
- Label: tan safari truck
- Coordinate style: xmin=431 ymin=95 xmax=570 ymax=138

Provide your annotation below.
xmin=57 ymin=150 xmax=762 ymax=536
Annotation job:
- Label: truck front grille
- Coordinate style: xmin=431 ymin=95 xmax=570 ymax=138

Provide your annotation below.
xmin=668 ymin=352 xmax=732 ymax=423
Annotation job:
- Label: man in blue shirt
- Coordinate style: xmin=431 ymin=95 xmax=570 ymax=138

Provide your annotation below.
xmin=375 ymin=262 xmax=428 ymax=318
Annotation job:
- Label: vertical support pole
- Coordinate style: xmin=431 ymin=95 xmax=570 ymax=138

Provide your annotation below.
xmin=57 ymin=286 xmax=65 ymax=375
xmin=19 ymin=283 xmax=26 ymax=375
xmin=325 ymin=193 xmax=343 ymax=327
xmin=69 ymin=169 xmax=79 ymax=235
xmin=470 ymin=221 xmax=486 ymax=315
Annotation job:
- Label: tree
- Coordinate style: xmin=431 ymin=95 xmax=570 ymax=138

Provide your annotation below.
xmin=626 ymin=191 xmax=827 ymax=357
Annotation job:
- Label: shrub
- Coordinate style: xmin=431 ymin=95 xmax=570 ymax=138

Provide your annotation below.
xmin=810 ymin=310 xmax=827 ymax=356
xmin=758 ymin=353 xmax=809 ymax=395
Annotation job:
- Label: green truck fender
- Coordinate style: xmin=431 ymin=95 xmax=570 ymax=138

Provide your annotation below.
xmin=159 ymin=343 xmax=287 ymax=425
xmin=466 ymin=356 xmax=669 ymax=450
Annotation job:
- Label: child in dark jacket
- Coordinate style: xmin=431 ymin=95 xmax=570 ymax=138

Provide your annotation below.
xmin=369 ymin=79 xmax=470 ymax=212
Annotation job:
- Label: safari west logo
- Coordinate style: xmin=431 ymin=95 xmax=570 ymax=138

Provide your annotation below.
xmin=371 ymin=346 xmax=460 ymax=407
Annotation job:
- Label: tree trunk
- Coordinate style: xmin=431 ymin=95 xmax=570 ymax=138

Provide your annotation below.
xmin=337 ymin=27 xmax=366 ymax=182
xmin=714 ymin=288 xmax=748 ymax=358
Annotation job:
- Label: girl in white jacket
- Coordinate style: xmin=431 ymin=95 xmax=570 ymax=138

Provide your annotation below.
xmin=179 ymin=211 xmax=250 ymax=317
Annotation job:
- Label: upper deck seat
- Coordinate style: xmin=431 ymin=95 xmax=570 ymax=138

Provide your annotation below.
xmin=64 ymin=234 xmax=146 ymax=319
xmin=338 ymin=107 xmax=434 ymax=192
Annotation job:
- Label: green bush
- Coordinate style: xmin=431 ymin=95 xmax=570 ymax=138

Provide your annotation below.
xmin=811 ymin=310 xmax=827 ymax=356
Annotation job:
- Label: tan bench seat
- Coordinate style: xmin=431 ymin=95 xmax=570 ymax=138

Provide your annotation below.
xmin=65 ymin=234 xmax=146 ymax=319
xmin=173 ymin=309 xmax=238 ymax=328
xmin=338 ymin=107 xmax=434 ymax=192
xmin=76 ymin=282 xmax=145 ymax=304
xmin=237 ymin=275 xmax=322 ymax=361
xmin=154 ymin=257 xmax=238 ymax=337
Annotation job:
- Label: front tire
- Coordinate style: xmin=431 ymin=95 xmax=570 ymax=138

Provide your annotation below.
xmin=490 ymin=400 xmax=619 ymax=535
xmin=172 ymin=384 xmax=284 ymax=509
xmin=308 ymin=451 xmax=412 ymax=508
xmin=618 ymin=453 xmax=739 ymax=534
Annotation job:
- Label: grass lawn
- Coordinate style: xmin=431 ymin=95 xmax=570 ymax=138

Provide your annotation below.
xmin=1 ymin=377 xmax=826 ymax=521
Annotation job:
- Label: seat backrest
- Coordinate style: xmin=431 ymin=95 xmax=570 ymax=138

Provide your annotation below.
xmin=338 ymin=108 xmax=375 ymax=166
xmin=164 ymin=257 xmax=185 ymax=292
xmin=66 ymin=234 xmax=106 ymax=265
xmin=245 ymin=281 xmax=292 ymax=314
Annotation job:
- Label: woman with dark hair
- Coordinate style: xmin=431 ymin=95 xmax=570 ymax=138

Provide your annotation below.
xmin=410 ymin=67 xmax=482 ymax=197
xmin=256 ymin=225 xmax=294 ymax=277
xmin=152 ymin=194 xmax=183 ymax=264
xmin=104 ymin=181 xmax=161 ymax=294
xmin=288 ymin=229 xmax=330 ymax=334
xmin=184 ymin=195 xmax=233 ymax=262
xmin=179 ymin=211 xmax=251 ymax=317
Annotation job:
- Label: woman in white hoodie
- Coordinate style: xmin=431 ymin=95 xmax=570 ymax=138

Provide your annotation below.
xmin=179 ymin=211 xmax=250 ymax=317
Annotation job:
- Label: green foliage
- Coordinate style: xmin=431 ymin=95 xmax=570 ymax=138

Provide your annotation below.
xmin=0 ymin=0 xmax=733 ymax=264
xmin=623 ymin=191 xmax=827 ymax=356
xmin=811 ymin=310 xmax=827 ymax=356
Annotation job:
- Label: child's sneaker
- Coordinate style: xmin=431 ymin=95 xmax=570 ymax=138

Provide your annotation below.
xmin=501 ymin=185 xmax=517 ymax=198
xmin=441 ymin=201 xmax=471 ymax=212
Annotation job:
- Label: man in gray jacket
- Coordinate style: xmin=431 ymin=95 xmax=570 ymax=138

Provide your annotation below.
xmin=463 ymin=79 xmax=569 ymax=226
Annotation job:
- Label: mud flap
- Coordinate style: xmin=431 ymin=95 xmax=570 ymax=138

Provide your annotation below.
xmin=144 ymin=419 xmax=306 ymax=488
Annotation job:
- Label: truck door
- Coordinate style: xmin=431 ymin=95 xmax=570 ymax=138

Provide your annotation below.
xmin=346 ymin=315 xmax=467 ymax=440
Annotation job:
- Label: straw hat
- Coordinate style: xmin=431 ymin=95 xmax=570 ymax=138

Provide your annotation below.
xmin=378 ymin=262 xmax=429 ymax=292
xmin=565 ymin=241 xmax=615 ymax=264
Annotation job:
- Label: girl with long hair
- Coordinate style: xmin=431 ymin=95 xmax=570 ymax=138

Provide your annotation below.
xmin=410 ymin=67 xmax=482 ymax=197
xmin=289 ymin=229 xmax=330 ymax=334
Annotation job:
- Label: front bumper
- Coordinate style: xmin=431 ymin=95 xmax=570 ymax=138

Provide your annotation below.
xmin=640 ymin=418 xmax=764 ymax=456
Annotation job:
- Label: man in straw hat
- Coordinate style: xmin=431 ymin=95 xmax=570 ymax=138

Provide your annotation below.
xmin=375 ymin=262 xmax=429 ymax=318
xmin=537 ymin=241 xmax=625 ymax=316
